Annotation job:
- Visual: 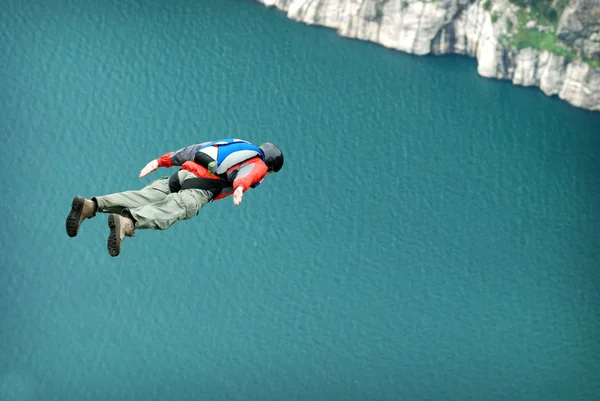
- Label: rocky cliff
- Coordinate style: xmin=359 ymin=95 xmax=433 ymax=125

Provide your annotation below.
xmin=255 ymin=0 xmax=600 ymax=112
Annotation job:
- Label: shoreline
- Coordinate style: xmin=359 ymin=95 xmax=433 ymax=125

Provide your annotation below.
xmin=254 ymin=0 xmax=600 ymax=113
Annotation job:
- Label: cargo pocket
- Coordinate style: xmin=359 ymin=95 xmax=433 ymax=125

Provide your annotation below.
xmin=181 ymin=190 xmax=200 ymax=220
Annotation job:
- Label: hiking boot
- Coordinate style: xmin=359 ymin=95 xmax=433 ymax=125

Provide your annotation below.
xmin=66 ymin=196 xmax=97 ymax=237
xmin=107 ymin=214 xmax=135 ymax=257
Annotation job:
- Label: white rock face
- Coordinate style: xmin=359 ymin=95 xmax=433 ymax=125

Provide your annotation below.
xmin=255 ymin=0 xmax=600 ymax=112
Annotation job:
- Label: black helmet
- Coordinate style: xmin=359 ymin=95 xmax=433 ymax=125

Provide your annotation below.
xmin=259 ymin=142 xmax=284 ymax=172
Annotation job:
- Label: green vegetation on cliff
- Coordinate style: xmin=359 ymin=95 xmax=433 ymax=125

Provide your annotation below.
xmin=510 ymin=7 xmax=577 ymax=59
xmin=508 ymin=0 xmax=569 ymax=27
xmin=507 ymin=0 xmax=573 ymax=57
xmin=494 ymin=0 xmax=599 ymax=67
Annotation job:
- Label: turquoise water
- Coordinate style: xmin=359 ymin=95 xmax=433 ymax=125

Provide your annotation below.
xmin=2 ymin=0 xmax=599 ymax=400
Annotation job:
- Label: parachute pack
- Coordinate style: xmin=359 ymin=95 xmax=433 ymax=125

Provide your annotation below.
xmin=193 ymin=138 xmax=264 ymax=176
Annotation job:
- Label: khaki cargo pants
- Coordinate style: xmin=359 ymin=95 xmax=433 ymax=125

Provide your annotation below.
xmin=94 ymin=170 xmax=212 ymax=230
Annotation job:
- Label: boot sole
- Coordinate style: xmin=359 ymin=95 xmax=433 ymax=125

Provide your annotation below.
xmin=107 ymin=214 xmax=121 ymax=257
xmin=66 ymin=196 xmax=85 ymax=237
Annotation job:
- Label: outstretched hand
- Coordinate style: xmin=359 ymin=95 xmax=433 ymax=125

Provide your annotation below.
xmin=233 ymin=186 xmax=244 ymax=206
xmin=139 ymin=159 xmax=159 ymax=178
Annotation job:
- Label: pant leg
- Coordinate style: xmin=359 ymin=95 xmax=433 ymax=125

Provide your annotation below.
xmin=94 ymin=177 xmax=171 ymax=215
xmin=128 ymin=171 xmax=213 ymax=230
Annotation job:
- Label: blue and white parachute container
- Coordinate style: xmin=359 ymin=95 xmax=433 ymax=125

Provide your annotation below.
xmin=194 ymin=138 xmax=264 ymax=175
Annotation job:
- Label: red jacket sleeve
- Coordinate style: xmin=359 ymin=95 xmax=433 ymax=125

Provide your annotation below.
xmin=157 ymin=152 xmax=174 ymax=168
xmin=232 ymin=158 xmax=268 ymax=192
xmin=156 ymin=142 xmax=213 ymax=168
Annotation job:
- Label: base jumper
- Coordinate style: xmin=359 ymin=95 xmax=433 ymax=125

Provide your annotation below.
xmin=65 ymin=139 xmax=284 ymax=257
